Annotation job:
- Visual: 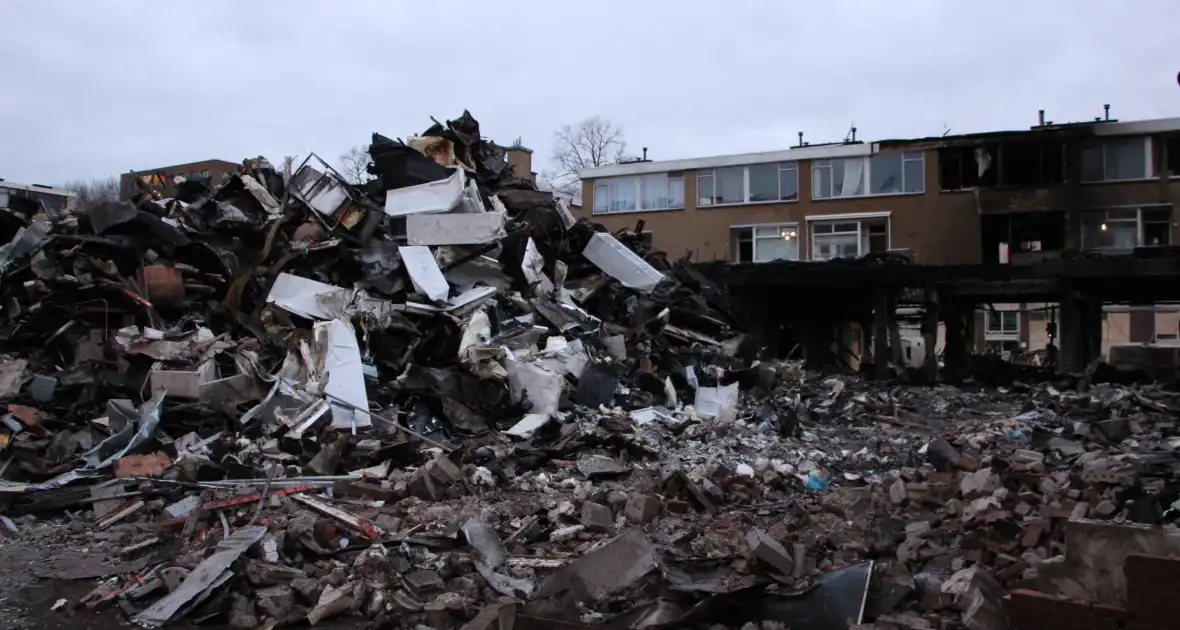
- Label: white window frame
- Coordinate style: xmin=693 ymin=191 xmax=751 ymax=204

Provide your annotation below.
xmin=591 ymin=173 xmax=684 ymax=214
xmin=698 ymin=162 xmax=799 ymax=207
xmin=1080 ymin=205 xmax=1172 ymax=250
xmin=985 ymin=310 xmax=1020 ymax=338
xmin=1080 ymin=136 xmax=1152 ymax=183
xmin=805 ymin=212 xmax=891 ymax=261
xmin=731 ymin=222 xmax=800 ymax=263
xmin=812 ymin=152 xmax=924 ymax=200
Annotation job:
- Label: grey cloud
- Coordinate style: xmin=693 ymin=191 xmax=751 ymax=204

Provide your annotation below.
xmin=0 ymin=0 xmax=1176 ymax=185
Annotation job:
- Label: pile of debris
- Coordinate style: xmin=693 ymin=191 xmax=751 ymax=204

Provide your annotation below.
xmin=0 ymin=111 xmax=1178 ymax=630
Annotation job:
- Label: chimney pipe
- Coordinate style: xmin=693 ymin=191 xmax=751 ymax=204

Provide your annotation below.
xmin=642 ymin=147 xmax=648 ymax=161
xmin=1103 ymin=104 xmax=1110 ymax=121
xmin=851 ymin=126 xmax=857 ymax=142
xmin=797 ymin=132 xmax=804 ymax=147
xmin=1038 ymin=110 xmax=1045 ymax=126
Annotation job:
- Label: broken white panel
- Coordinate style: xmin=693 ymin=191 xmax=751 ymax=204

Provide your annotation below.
xmin=405 ymin=286 xmax=497 ymax=317
xmin=522 ymin=237 xmax=554 ymax=294
xmin=407 ymin=212 xmax=506 ymax=246
xmin=506 ymin=358 xmax=562 ymax=418
xmin=489 ymin=194 xmax=508 ymax=215
xmin=316 ymin=319 xmax=371 ymax=430
xmin=459 ymin=175 xmax=486 ymax=213
xmin=239 ymin=174 xmax=282 ymax=216
xmin=267 ymin=273 xmax=345 ymax=319
xmin=150 ymin=359 xmax=215 ymax=400
xmin=694 ymin=382 xmax=739 ymax=423
xmin=444 ymin=255 xmax=513 ymax=293
xmin=505 ymin=413 xmax=550 ymax=438
xmin=582 ymin=232 xmax=663 ymax=293
xmin=383 ymin=169 xmax=465 ymax=217
xmin=291 ymin=165 xmax=349 ymax=217
xmin=554 ymin=196 xmax=576 ymax=230
xmin=630 ymin=406 xmax=674 ymax=425
xmin=399 ymin=246 xmax=450 ymax=302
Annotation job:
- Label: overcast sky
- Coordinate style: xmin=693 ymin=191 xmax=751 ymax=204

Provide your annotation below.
xmin=2 ymin=1 xmax=1177 ymax=186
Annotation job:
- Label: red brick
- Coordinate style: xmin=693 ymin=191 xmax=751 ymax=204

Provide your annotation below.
xmin=1005 ymin=589 xmax=1124 ymax=630
xmin=1125 ymin=554 xmax=1180 ymax=630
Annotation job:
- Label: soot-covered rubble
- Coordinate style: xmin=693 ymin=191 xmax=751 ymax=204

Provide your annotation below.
xmin=0 ymin=112 xmax=1178 ymax=630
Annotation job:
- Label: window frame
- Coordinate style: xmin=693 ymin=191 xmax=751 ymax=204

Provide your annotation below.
xmin=807 ymin=215 xmax=891 ymax=261
xmin=1080 ymin=136 xmax=1152 ymax=183
xmin=731 ymin=222 xmax=801 ymax=263
xmin=698 ymin=162 xmax=799 ymax=208
xmin=812 ymin=152 xmax=925 ymax=200
xmin=591 ymin=173 xmax=684 ymax=215
xmin=1080 ymin=206 xmax=1172 ymax=251
xmin=985 ymin=310 xmax=1020 ymax=338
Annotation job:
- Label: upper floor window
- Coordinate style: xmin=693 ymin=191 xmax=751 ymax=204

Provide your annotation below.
xmin=698 ymin=163 xmax=798 ymax=207
xmin=592 ymin=172 xmax=684 ymax=214
xmin=1081 ymin=137 xmax=1149 ymax=182
xmin=1081 ymin=206 xmax=1171 ymax=250
xmin=812 ymin=152 xmax=924 ymax=200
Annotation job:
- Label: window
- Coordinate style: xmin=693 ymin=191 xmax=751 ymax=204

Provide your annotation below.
xmin=639 ymin=172 xmax=684 ymax=210
xmin=985 ymin=310 xmax=1019 ymax=337
xmin=1081 ymin=137 xmax=1149 ymax=182
xmin=939 ymin=146 xmax=998 ymax=190
xmin=698 ymin=163 xmax=798 ymax=206
xmin=812 ymin=153 xmax=923 ymax=199
xmin=592 ymin=173 xmax=683 ymax=214
xmin=809 ymin=216 xmax=888 ymax=260
xmin=1000 ymin=141 xmax=1064 ymax=187
xmin=869 ymin=152 xmax=925 ymax=195
xmin=1166 ymin=135 xmax=1180 ymax=177
xmin=732 ymin=224 xmax=800 ymax=263
xmin=1081 ymin=206 xmax=1172 ymax=250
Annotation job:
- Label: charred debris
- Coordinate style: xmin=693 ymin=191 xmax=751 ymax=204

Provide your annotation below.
xmin=0 ymin=112 xmax=1178 ymax=630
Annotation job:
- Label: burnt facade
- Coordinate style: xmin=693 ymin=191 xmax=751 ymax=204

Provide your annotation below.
xmin=119 ymin=159 xmax=240 ymax=200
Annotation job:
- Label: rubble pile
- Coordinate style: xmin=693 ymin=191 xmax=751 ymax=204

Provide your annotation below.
xmin=0 ymin=112 xmax=1177 ymax=630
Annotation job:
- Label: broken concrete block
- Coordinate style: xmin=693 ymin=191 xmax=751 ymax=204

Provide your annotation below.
xmin=624 ymin=493 xmax=661 ymax=524
xmin=581 ymin=502 xmax=613 ymax=532
xmin=307 ymin=583 xmax=356 ymax=626
xmin=890 ymin=478 xmax=907 ymax=504
xmin=291 ymin=577 xmax=323 ymax=605
xmin=461 ymin=517 xmax=507 ymax=569
xmin=536 ymin=529 xmax=657 ymax=602
xmin=746 ymin=528 xmax=794 ymax=577
xmin=405 ymin=570 xmax=445 ymax=593
xmin=550 ymin=525 xmax=585 ymax=542
xmin=255 ymin=585 xmax=294 ymax=620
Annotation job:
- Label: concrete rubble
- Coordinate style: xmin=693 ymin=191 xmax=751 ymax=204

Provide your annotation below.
xmin=0 ymin=111 xmax=1177 ymax=629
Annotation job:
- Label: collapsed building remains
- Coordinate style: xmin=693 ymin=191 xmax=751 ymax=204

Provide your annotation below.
xmin=0 ymin=111 xmax=1176 ymax=630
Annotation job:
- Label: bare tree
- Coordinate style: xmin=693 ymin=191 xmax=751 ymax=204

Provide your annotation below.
xmin=62 ymin=176 xmax=121 ymax=208
xmin=546 ymin=116 xmax=627 ymax=193
xmin=338 ymin=145 xmax=373 ymax=185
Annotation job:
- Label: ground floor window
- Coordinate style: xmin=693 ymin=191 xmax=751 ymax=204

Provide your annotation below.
xmin=809 ymin=216 xmax=888 ymax=260
xmin=1081 ymin=206 xmax=1171 ymax=250
xmin=985 ymin=310 xmax=1020 ymax=338
xmin=732 ymin=223 xmax=800 ymax=262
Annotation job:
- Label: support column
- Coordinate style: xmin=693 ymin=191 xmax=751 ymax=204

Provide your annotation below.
xmin=1058 ymin=287 xmax=1083 ymax=373
xmin=1081 ymin=300 xmax=1103 ymax=365
xmin=923 ymin=290 xmax=940 ymax=384
xmin=874 ymin=288 xmax=891 ymax=380
xmin=943 ymin=302 xmax=968 ymax=383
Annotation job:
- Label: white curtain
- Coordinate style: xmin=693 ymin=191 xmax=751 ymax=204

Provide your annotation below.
xmin=841 ymin=159 xmax=864 ymax=197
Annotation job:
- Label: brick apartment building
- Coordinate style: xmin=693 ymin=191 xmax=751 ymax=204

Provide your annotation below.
xmin=119 ymin=159 xmax=240 ymax=200
xmin=576 ymin=111 xmax=1180 ymax=359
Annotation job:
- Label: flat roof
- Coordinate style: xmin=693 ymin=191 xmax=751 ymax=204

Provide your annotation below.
xmin=0 ymin=180 xmax=77 ymax=197
xmin=579 ymin=115 xmax=1180 ymax=180
xmin=125 ymin=159 xmax=240 ymax=174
